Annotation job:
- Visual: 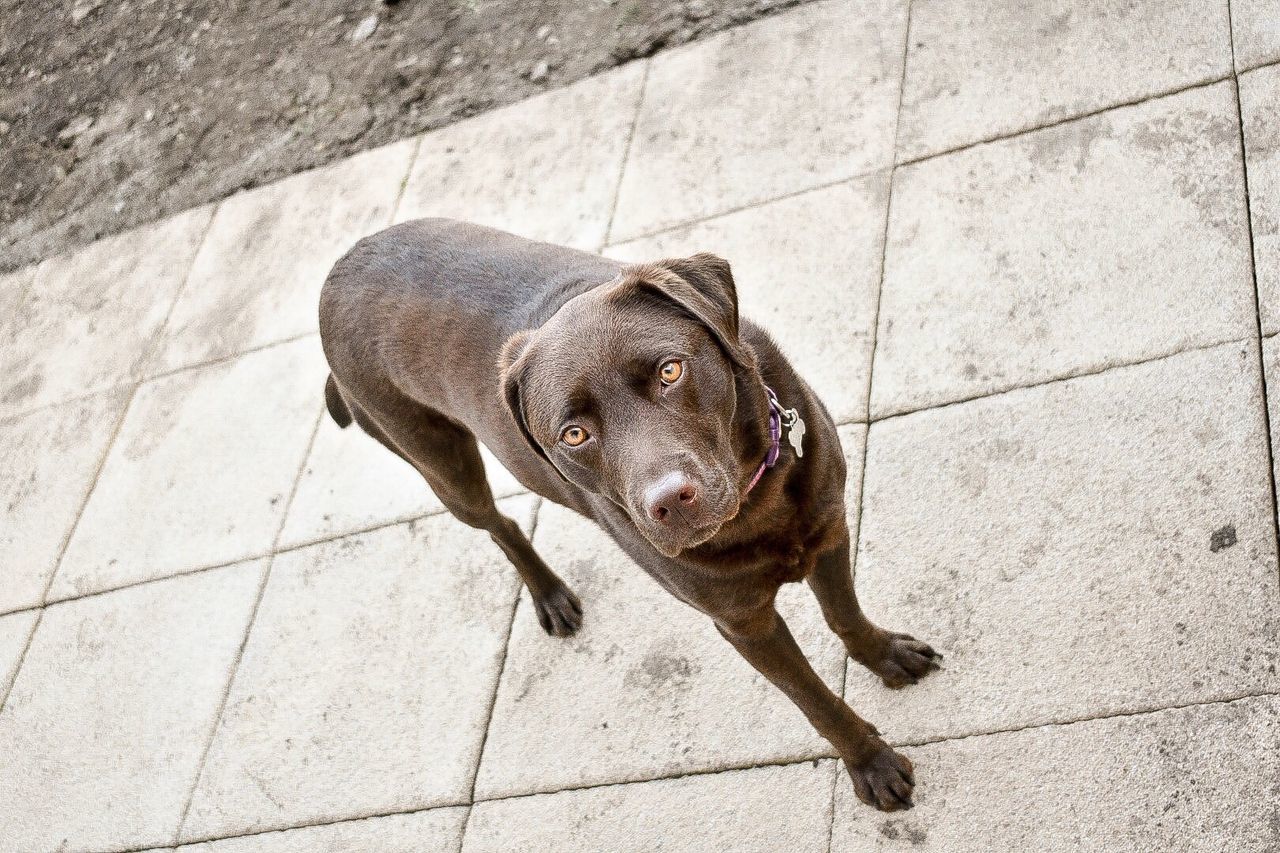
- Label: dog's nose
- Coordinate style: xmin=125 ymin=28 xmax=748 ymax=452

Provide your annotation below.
xmin=644 ymin=472 xmax=699 ymax=523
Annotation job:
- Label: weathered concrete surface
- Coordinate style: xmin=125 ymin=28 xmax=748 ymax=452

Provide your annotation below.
xmin=1231 ymin=0 xmax=1280 ymax=71
xmin=179 ymin=808 xmax=468 ymax=853
xmin=0 ymin=388 xmax=128 ymax=613
xmin=51 ymin=338 xmax=325 ymax=599
xmin=398 ymin=64 xmax=645 ymax=251
xmin=466 ymin=761 xmax=836 ymax=853
xmin=1242 ymin=64 xmax=1280 ymax=335
xmin=278 ymin=413 xmax=524 ymax=550
xmin=182 ymin=498 xmax=535 ymax=841
xmin=898 ymin=0 xmax=1232 ymax=159
xmin=873 ymin=82 xmax=1254 ymax=417
xmin=152 ymin=141 xmax=415 ymax=374
xmin=0 ymin=206 xmax=211 ymax=419
xmin=0 ymin=561 xmax=264 ymax=853
xmin=0 ymin=610 xmax=38 ymax=700
xmin=832 ymin=696 xmax=1280 ymax=851
xmin=610 ymin=0 xmax=907 ymax=241
xmin=849 ymin=342 xmax=1280 ymax=743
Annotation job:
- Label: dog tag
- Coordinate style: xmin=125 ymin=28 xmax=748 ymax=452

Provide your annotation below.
xmin=786 ymin=411 xmax=806 ymax=458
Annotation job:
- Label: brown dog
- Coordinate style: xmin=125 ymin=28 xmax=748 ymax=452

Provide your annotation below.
xmin=319 ymin=218 xmax=941 ymax=810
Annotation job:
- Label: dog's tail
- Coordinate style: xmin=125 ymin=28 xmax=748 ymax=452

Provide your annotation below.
xmin=325 ymin=373 xmax=353 ymax=428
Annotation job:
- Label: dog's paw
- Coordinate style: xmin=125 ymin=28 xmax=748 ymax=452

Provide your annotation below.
xmin=857 ymin=632 xmax=942 ymax=689
xmin=532 ymin=584 xmax=583 ymax=637
xmin=847 ymin=744 xmax=915 ymax=811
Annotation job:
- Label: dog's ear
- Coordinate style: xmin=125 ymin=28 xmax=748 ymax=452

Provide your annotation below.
xmin=499 ymin=329 xmax=568 ymax=481
xmin=621 ymin=253 xmax=754 ymax=369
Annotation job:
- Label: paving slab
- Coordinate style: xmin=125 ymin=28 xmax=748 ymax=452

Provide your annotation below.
xmin=181 ymin=496 xmax=536 ymax=841
xmin=0 ymin=264 xmax=34 ymax=320
xmin=1260 ymin=337 xmax=1280 ymax=503
xmin=0 ymin=560 xmax=265 ymax=853
xmin=0 ymin=205 xmax=212 ymax=419
xmin=1242 ymin=64 xmax=1280 ymax=335
xmin=474 ymin=423 xmax=863 ymax=799
xmin=0 ymin=609 xmax=39 ymax=700
xmin=152 ymin=141 xmax=415 ymax=375
xmin=873 ymin=82 xmax=1254 ymax=417
xmin=179 ymin=808 xmax=468 ymax=853
xmin=0 ymin=387 xmax=129 ymax=613
xmin=1232 ymin=0 xmax=1280 ymax=70
xmin=279 ymin=413 xmax=525 ymax=549
xmin=464 ymin=761 xmax=835 ymax=853
xmin=832 ymin=696 xmax=1280 ymax=851
xmin=610 ymin=0 xmax=907 ymax=242
xmin=846 ymin=342 xmax=1280 ymax=743
xmin=897 ymin=0 xmax=1232 ymax=160
xmin=51 ymin=338 xmax=326 ymax=600
xmin=607 ymin=176 xmax=888 ymax=424
xmin=398 ymin=63 xmax=644 ymax=251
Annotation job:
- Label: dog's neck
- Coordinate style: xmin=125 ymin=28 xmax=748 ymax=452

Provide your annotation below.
xmin=744 ymin=386 xmax=785 ymax=493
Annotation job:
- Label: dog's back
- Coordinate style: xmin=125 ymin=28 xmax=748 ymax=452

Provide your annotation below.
xmin=319 ymin=218 xmax=620 ymax=426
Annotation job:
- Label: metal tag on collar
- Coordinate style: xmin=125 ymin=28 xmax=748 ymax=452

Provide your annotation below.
xmin=781 ymin=406 xmax=805 ymax=458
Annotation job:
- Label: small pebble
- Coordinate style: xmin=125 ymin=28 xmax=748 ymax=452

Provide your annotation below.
xmin=351 ymin=14 xmax=378 ymax=43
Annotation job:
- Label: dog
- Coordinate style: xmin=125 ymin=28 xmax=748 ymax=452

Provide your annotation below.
xmin=318 ymin=218 xmax=941 ymax=810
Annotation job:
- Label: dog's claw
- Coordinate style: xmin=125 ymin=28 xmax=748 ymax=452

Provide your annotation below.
xmin=533 ymin=585 xmax=583 ymax=637
xmin=857 ymin=631 xmax=942 ymax=689
xmin=848 ymin=744 xmax=915 ymax=811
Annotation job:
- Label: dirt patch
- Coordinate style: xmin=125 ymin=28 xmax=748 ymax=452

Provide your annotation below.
xmin=1 ymin=0 xmax=815 ymax=272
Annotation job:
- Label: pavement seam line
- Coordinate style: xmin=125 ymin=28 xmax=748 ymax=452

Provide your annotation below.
xmin=828 ymin=4 xmax=913 ymax=841
xmin=605 ymin=171 xmax=870 ymax=250
xmin=893 ymin=687 xmax=1280 ymax=749
xmin=173 ymin=405 xmax=325 ymax=844
xmin=870 ymin=333 xmax=1256 ymax=424
xmin=600 ymin=58 xmax=651 ymax=250
xmin=107 ymin=689 xmax=1280 ymax=852
xmin=136 ymin=202 xmax=223 ymax=378
xmin=388 ymin=132 xmax=427 ymax=225
xmin=0 ymin=489 xmax=535 ymax=620
xmin=144 ymin=330 xmax=321 ymax=384
xmin=0 ymin=377 xmax=138 ymax=718
xmin=1226 ymin=1 xmax=1280 ymax=597
xmin=894 ymin=71 xmax=1235 ymax=168
xmin=0 ymin=206 xmax=220 ymax=716
xmin=465 ymin=496 xmax=545 ymax=807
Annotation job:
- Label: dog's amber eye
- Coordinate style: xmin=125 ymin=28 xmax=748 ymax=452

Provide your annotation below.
xmin=561 ymin=426 xmax=589 ymax=447
xmin=659 ymin=360 xmax=683 ymax=385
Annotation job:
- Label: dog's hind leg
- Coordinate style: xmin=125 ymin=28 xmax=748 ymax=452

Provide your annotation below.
xmin=348 ymin=390 xmax=583 ymax=637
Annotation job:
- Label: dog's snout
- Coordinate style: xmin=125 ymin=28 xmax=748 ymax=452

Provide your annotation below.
xmin=644 ymin=472 xmax=699 ymax=523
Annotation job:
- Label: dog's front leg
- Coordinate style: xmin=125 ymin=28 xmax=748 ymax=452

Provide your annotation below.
xmin=714 ymin=607 xmax=915 ymax=811
xmin=808 ymin=537 xmax=942 ymax=688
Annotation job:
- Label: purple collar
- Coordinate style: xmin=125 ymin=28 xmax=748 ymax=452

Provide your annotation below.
xmin=745 ymin=385 xmax=804 ymax=493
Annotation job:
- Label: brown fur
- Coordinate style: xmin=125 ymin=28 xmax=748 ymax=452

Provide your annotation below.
xmin=319 ymin=218 xmax=941 ymax=810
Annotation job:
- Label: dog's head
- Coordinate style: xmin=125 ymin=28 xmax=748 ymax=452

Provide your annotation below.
xmin=501 ymin=253 xmax=757 ymax=557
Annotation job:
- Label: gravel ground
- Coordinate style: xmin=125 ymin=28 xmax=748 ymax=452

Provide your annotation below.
xmin=0 ymin=0 xmax=813 ymax=272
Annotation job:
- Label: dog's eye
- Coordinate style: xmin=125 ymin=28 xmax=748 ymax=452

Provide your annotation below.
xmin=659 ymin=360 xmax=684 ymax=385
xmin=561 ymin=426 xmax=589 ymax=447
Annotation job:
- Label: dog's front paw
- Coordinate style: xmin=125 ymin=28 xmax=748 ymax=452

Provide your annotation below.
xmin=532 ymin=584 xmax=583 ymax=637
xmin=847 ymin=743 xmax=915 ymax=811
xmin=856 ymin=632 xmax=942 ymax=689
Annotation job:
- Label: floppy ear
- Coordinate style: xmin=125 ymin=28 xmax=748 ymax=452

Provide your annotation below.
xmin=656 ymin=252 xmax=740 ymax=341
xmin=499 ymin=329 xmax=568 ymax=481
xmin=622 ymin=253 xmax=754 ymax=370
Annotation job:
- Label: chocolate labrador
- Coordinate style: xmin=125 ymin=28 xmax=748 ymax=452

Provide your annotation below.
xmin=319 ymin=218 xmax=941 ymax=810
